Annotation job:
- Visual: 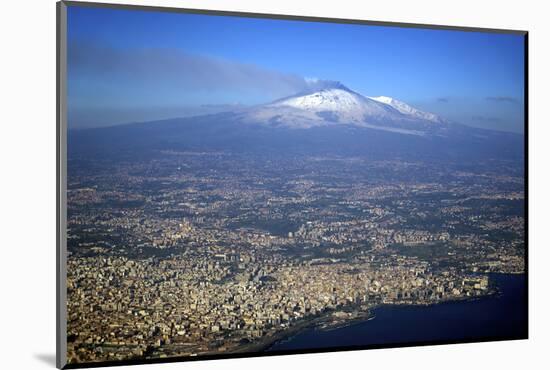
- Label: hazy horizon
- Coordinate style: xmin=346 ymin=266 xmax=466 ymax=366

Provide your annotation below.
xmin=67 ymin=6 xmax=525 ymax=133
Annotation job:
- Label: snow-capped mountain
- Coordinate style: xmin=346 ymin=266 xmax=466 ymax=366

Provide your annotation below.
xmin=238 ymin=80 xmax=448 ymax=135
xmin=70 ymin=78 xmax=523 ymax=162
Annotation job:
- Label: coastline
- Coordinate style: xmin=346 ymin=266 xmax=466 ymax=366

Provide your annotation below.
xmin=263 ymin=273 xmax=526 ymax=352
xmin=229 ymin=295 xmax=490 ymax=354
xmin=81 ymin=273 xmax=524 ymax=365
xmin=230 ymin=278 xmax=510 ymax=354
xmin=227 ymin=311 xmax=347 ymax=354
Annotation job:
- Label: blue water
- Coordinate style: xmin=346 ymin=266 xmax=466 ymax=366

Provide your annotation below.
xmin=268 ymin=274 xmax=527 ymax=351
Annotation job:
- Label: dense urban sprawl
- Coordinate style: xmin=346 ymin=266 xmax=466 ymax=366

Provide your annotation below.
xmin=66 ymin=153 xmax=524 ymax=363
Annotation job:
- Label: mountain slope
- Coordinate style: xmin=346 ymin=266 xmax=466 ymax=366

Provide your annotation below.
xmin=369 ymin=96 xmax=446 ymax=124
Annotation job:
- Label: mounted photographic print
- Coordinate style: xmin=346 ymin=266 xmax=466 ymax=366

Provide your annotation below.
xmin=56 ymin=1 xmax=528 ymax=368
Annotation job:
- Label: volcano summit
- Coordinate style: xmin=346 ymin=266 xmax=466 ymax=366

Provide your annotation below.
xmin=238 ymin=80 xmax=449 ymax=135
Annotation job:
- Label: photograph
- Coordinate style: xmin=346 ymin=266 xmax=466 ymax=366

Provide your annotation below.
xmin=60 ymin=2 xmax=526 ymax=367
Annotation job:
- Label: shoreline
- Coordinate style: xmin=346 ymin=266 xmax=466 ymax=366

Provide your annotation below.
xmin=151 ymin=272 xmax=520 ymax=359
xmin=229 ymin=272 xmax=520 ymax=354
xmin=154 ymin=272 xmax=520 ymax=358
xmin=73 ymin=273 xmax=523 ymax=365
xmin=227 ymin=312 xmax=343 ymax=354
xmin=227 ymin=293 xmax=496 ymax=354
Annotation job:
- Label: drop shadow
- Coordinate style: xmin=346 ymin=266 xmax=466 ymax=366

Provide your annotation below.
xmin=34 ymin=353 xmax=56 ymax=367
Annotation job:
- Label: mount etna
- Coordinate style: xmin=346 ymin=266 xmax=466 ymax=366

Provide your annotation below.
xmin=69 ymin=81 xmax=523 ymax=162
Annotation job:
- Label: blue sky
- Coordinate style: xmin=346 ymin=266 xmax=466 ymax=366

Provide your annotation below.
xmin=67 ymin=5 xmax=525 ymax=132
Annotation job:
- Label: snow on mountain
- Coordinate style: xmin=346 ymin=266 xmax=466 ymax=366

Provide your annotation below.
xmin=369 ymin=96 xmax=446 ymax=124
xmin=274 ymin=87 xmax=392 ymax=116
xmin=237 ymin=80 xmax=448 ymax=134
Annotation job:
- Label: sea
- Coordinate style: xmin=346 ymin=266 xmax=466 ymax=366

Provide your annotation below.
xmin=267 ymin=273 xmax=527 ymax=352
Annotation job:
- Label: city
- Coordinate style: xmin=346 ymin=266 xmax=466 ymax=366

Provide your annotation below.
xmin=66 ymin=152 xmax=525 ymax=363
